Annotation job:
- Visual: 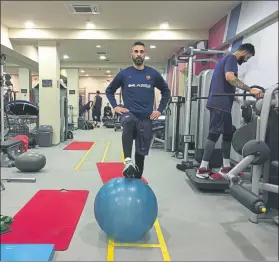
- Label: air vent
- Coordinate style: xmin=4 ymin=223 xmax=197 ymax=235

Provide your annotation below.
xmin=66 ymin=3 xmax=100 ymax=14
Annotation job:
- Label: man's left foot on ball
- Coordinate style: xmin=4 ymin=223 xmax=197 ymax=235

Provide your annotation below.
xmin=123 ymin=158 xmax=139 ymax=178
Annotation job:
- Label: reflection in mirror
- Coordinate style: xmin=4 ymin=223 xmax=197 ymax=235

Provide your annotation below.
xmin=3 ymin=55 xmax=38 ymax=103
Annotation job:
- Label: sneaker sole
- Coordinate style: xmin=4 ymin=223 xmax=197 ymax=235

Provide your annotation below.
xmin=196 ymin=173 xmax=210 ymax=179
xmin=123 ymin=165 xmax=137 ymax=178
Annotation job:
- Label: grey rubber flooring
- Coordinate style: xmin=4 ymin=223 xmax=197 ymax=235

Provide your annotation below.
xmin=1 ymin=127 xmax=278 ymax=261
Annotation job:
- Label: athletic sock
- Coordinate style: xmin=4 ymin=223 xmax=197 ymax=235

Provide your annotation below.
xmin=223 ymin=158 xmax=231 ymax=168
xmin=200 ymin=160 xmax=209 ymax=169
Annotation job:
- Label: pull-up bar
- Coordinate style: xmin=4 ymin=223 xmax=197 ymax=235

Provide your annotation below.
xmin=183 ymin=47 xmax=229 ymax=57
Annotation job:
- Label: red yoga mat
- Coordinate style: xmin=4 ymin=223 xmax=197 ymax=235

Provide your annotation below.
xmin=63 ymin=141 xmax=94 ymax=150
xmin=1 ymin=189 xmax=89 ymax=251
xmin=96 ymin=162 xmax=148 ymax=184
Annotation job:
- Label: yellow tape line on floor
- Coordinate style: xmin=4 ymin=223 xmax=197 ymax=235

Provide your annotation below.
xmin=101 ymin=141 xmax=111 ymax=163
xmin=74 ymin=143 xmax=96 ymax=171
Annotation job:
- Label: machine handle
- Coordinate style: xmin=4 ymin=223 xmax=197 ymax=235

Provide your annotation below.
xmin=192 ymin=86 xmax=265 ymax=101
xmin=192 ymin=93 xmax=254 ymax=101
xmin=243 ymin=86 xmax=265 ymax=100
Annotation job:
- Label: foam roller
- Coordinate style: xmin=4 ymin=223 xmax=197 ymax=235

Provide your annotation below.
xmin=230 ymin=185 xmax=266 ymax=214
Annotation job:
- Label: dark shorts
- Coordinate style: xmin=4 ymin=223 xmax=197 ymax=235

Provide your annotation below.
xmin=121 ymin=113 xmax=153 ymax=156
xmin=209 ymin=108 xmax=233 ymax=135
xmin=92 ymin=111 xmax=101 ymax=122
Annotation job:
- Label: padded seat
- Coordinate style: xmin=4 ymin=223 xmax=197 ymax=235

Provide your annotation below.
xmin=1 ymin=139 xmax=22 ymax=150
xmin=271 ymin=161 xmax=278 ymax=168
xmin=152 ymin=126 xmax=165 ymax=131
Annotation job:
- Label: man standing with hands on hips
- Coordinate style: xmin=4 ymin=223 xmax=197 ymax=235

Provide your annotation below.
xmin=106 ymin=41 xmax=170 ymax=179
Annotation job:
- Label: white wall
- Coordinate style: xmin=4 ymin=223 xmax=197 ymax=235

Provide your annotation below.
xmin=236 ymin=1 xmax=278 ymax=35
xmin=13 ymin=45 xmax=38 ymax=62
xmin=238 ymin=21 xmax=278 ymax=88
xmin=1 ymin=24 xmax=13 ymax=49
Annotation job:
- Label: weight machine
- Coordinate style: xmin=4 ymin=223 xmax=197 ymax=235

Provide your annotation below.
xmin=0 ymin=54 xmax=36 ymax=190
xmin=176 ymin=47 xmax=229 ymax=168
xmin=226 ymin=83 xmax=278 ymax=224
xmin=166 ymin=49 xmax=226 ymax=160
xmin=173 ymin=47 xmax=275 ymax=194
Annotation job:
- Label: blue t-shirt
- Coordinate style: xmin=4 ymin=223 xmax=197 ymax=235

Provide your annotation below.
xmin=105 ymin=66 xmax=170 ymax=119
xmin=207 ymin=54 xmax=238 ymax=112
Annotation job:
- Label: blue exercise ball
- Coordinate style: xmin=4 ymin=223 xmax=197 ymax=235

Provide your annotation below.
xmin=94 ymin=178 xmax=158 ymax=242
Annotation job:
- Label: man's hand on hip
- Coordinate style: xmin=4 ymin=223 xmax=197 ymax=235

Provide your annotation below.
xmin=114 ymin=106 xmax=129 ymax=115
xmin=150 ymin=111 xmax=161 ymax=120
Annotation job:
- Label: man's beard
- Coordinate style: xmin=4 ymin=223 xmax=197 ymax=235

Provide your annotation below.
xmin=133 ymin=57 xmax=144 ymax=65
xmin=237 ymin=56 xmax=245 ymax=65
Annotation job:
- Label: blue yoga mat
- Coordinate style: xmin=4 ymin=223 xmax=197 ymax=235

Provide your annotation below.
xmin=1 ymin=244 xmax=55 ymax=261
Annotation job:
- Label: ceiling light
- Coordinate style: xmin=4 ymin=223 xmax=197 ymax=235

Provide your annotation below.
xmin=150 ymin=45 xmax=156 ymax=49
xmin=160 ymin=22 xmax=169 ymax=30
xmin=106 ymin=70 xmax=111 ymax=73
xmin=85 ymin=74 xmax=89 ymax=77
xmin=96 ymin=45 xmax=101 ymax=48
xmin=86 ymin=21 xmax=95 ymax=29
xmin=145 ymin=56 xmax=150 ymax=60
xmin=63 ymin=55 xmax=69 ymax=59
xmin=80 ymin=70 xmax=85 ymax=73
xmin=24 ymin=21 xmax=34 ymax=29
xmin=100 ymin=55 xmax=106 ymax=60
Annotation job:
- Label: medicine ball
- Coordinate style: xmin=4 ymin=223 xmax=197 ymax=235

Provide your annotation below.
xmin=15 ymin=151 xmax=46 ymax=172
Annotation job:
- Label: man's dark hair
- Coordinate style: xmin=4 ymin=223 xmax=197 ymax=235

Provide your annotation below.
xmin=237 ymin=43 xmax=255 ymax=56
xmin=96 ymin=90 xmax=100 ymax=94
xmin=133 ymin=41 xmax=145 ymax=47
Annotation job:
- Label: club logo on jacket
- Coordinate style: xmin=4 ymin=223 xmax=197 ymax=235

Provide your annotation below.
xmin=146 ymin=75 xmax=151 ymax=80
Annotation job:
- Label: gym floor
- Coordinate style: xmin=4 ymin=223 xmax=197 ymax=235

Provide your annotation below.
xmin=1 ymin=127 xmax=278 ymax=261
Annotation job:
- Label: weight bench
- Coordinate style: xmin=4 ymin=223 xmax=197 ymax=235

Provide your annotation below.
xmin=151 ymin=126 xmax=165 ymax=148
xmin=1 ymin=139 xmax=36 ymax=190
xmin=1 ymin=139 xmax=24 ymax=168
xmin=114 ymin=121 xmax=122 ymax=131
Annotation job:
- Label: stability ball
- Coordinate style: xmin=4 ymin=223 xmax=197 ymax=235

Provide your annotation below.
xmin=15 ymin=151 xmax=46 ymax=172
xmin=94 ymin=178 xmax=158 ymax=242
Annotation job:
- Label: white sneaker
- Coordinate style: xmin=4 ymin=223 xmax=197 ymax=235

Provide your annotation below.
xmin=196 ymin=167 xmax=212 ymax=179
xmin=123 ymin=158 xmax=139 ymax=178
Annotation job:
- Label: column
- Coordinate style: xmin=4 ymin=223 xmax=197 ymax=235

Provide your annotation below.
xmin=18 ymin=68 xmax=31 ymax=101
xmin=38 ymin=41 xmax=61 ymax=145
xmin=66 ymin=69 xmax=79 ymax=129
